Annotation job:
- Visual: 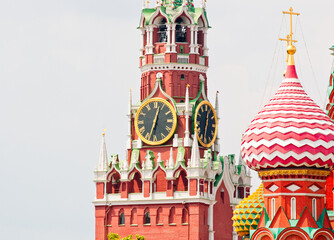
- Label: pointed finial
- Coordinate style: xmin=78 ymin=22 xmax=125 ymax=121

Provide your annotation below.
xmin=190 ymin=130 xmax=201 ymax=168
xmin=102 ymin=128 xmax=106 ymax=136
xmin=168 ymin=147 xmax=174 ymax=169
xmin=98 ymin=131 xmax=108 ymax=171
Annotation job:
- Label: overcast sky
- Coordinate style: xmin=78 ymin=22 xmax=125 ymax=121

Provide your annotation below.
xmin=1 ymin=0 xmax=334 ymax=239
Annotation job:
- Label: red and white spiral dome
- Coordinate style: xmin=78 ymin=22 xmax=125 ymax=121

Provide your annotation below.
xmin=241 ymin=48 xmax=334 ymax=170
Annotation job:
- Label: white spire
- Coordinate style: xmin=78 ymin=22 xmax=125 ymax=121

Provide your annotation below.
xmin=98 ymin=131 xmax=108 ymax=171
xmin=201 ymin=0 xmax=206 ymax=8
xmin=214 ymin=91 xmax=220 ymax=152
xmin=168 ymin=147 xmax=174 ymax=169
xmin=127 ymin=88 xmax=132 ymax=149
xmin=184 ymin=84 xmax=191 ymax=147
xmin=157 ymin=153 xmax=162 ymax=163
xmin=190 ymin=131 xmax=201 ymax=168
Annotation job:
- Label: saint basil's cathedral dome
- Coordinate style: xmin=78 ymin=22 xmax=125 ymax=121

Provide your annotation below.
xmin=241 ymin=45 xmax=334 ymax=170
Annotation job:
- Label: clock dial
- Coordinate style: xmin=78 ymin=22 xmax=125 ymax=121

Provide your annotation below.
xmin=135 ymin=98 xmax=177 ymax=145
xmin=194 ymin=101 xmax=217 ymax=148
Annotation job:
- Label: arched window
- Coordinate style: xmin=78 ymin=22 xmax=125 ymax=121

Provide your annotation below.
xmin=181 ymin=74 xmax=185 ymax=80
xmin=237 ymin=178 xmax=244 ymax=199
xmin=271 ymin=198 xmax=275 ymax=219
xmin=158 ymin=18 xmax=168 ymax=42
xmin=156 ymin=207 xmax=163 ymax=225
xmin=291 ymin=197 xmax=296 ymax=219
xmin=221 ymin=189 xmax=225 ymax=203
xmin=175 ymin=18 xmax=187 ymax=42
xmin=128 ymin=172 xmax=142 ymax=193
xmin=144 ymin=208 xmax=151 ymax=225
xmin=182 ymin=207 xmax=189 ymax=224
xmin=312 ymin=198 xmax=317 ymax=219
xmin=106 ymin=172 xmax=121 ymax=194
xmin=176 ymin=170 xmax=188 ymax=191
xmin=119 ymin=209 xmax=125 ymax=225
xmin=154 ymin=169 xmax=166 ymax=192
xmin=169 ymin=207 xmax=176 ymax=224
xmin=130 ymin=208 xmax=137 ymax=225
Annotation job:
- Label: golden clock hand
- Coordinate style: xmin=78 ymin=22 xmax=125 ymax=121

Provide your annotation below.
xmin=204 ymin=109 xmax=211 ymax=140
xmin=149 ymin=106 xmax=160 ymax=139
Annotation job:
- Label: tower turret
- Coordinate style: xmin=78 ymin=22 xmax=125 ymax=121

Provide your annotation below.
xmin=138 ymin=1 xmax=210 ymax=102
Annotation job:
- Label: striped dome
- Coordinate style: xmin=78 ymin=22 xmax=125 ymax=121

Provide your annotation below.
xmin=241 ymin=63 xmax=334 ymax=170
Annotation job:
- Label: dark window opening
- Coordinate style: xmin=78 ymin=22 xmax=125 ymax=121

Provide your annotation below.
xmin=144 ymin=210 xmax=151 ymax=224
xmin=181 ymin=74 xmax=185 ymax=80
xmin=158 ymin=18 xmax=168 ymax=42
xmin=119 ymin=210 xmax=125 ymax=225
xmin=176 ymin=18 xmax=187 ymax=42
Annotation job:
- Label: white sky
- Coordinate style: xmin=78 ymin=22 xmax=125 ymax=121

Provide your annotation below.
xmin=1 ymin=0 xmax=333 ymax=239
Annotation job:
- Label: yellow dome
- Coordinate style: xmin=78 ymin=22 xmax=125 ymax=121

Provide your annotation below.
xmin=232 ymin=184 xmax=264 ymax=237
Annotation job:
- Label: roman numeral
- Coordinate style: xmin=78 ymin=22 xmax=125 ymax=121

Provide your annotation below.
xmin=205 ymin=105 xmax=208 ymax=111
xmin=200 ymin=134 xmax=203 ymax=140
xmin=204 ymin=138 xmax=207 ymax=144
xmin=166 ymin=126 xmax=172 ymax=132
xmin=146 ymin=104 xmax=151 ymax=111
xmin=201 ymin=106 xmax=204 ymax=112
xmin=153 ymin=135 xmax=157 ymax=142
xmin=212 ymin=124 xmax=216 ymax=128
xmin=145 ymin=132 xmax=150 ymax=139
xmin=154 ymin=102 xmax=158 ymax=108
xmin=139 ymin=126 xmax=145 ymax=134
xmin=211 ymin=115 xmax=214 ymax=120
xmin=140 ymin=112 xmax=146 ymax=116
xmin=167 ymin=119 xmax=173 ymax=123
xmin=161 ymin=133 xmax=166 ymax=139
xmin=138 ymin=120 xmax=144 ymax=124
xmin=165 ymin=110 xmax=171 ymax=115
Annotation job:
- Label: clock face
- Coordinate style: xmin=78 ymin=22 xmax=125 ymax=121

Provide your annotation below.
xmin=194 ymin=101 xmax=217 ymax=148
xmin=135 ymin=98 xmax=177 ymax=145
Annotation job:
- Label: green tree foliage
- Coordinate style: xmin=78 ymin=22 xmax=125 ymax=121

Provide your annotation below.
xmin=107 ymin=233 xmax=145 ymax=240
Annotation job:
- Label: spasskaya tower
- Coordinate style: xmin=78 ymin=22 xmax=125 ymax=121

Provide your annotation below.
xmin=93 ymin=1 xmax=251 ymax=240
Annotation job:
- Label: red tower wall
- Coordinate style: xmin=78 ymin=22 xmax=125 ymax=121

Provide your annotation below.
xmin=213 ymin=182 xmax=234 ymax=240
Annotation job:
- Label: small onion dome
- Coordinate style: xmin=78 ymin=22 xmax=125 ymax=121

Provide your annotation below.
xmin=241 ymin=47 xmax=334 ymax=170
xmin=232 ymin=184 xmax=264 ymax=237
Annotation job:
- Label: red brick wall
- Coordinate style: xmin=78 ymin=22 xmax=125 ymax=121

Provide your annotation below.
xmin=95 ymin=203 xmax=210 ymax=240
xmin=213 ymin=182 xmax=234 ymax=240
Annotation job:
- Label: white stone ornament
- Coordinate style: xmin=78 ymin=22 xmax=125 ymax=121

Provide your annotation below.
xmin=168 ymin=147 xmax=174 ymax=169
xmin=156 ymin=72 xmax=163 ymax=79
xmin=269 ymin=184 xmax=279 ymax=192
xmin=309 ymin=185 xmax=320 ymax=192
xmin=157 ymin=152 xmax=162 ymax=163
xmin=145 ymin=150 xmax=154 ymax=170
xmin=286 ymin=184 xmax=301 ymax=192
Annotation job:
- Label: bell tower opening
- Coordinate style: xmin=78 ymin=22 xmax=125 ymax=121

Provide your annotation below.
xmin=175 ymin=18 xmax=187 ymax=43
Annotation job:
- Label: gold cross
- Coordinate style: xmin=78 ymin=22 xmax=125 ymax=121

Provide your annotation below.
xmin=281 ymin=7 xmax=300 ymax=46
